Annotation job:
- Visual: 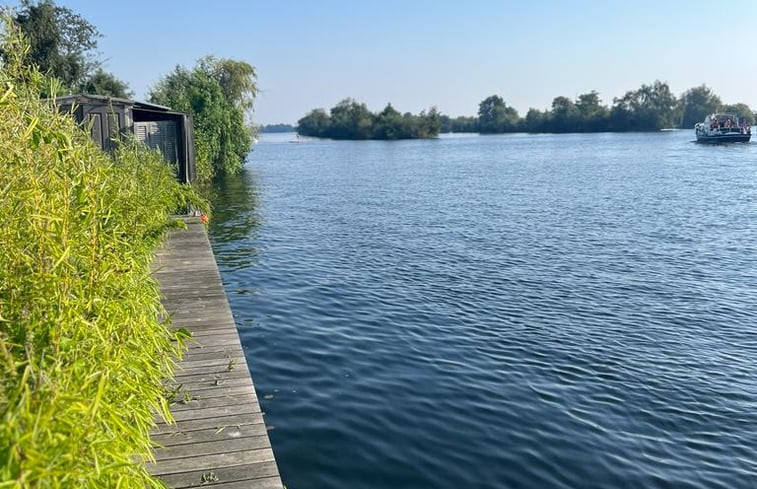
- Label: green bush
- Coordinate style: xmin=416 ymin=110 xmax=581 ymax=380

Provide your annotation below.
xmin=0 ymin=19 xmax=207 ymax=488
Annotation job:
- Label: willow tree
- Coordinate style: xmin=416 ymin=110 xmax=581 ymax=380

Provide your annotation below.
xmin=150 ymin=56 xmax=258 ymax=180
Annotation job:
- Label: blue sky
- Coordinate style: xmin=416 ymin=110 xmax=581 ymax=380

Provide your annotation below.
xmin=13 ymin=0 xmax=757 ymax=124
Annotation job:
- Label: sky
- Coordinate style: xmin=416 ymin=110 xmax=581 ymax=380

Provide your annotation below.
xmin=11 ymin=0 xmax=757 ymax=124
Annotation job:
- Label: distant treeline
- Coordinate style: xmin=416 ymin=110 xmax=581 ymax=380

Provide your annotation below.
xmin=297 ymin=99 xmax=441 ymax=139
xmin=297 ymin=82 xmax=754 ymax=139
xmin=261 ymin=123 xmax=295 ymax=133
xmin=445 ymin=82 xmax=754 ymax=134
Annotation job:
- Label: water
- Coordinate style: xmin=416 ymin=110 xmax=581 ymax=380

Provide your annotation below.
xmin=208 ymin=132 xmax=757 ymax=489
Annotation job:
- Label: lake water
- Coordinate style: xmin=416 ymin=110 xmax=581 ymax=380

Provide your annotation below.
xmin=208 ymin=132 xmax=757 ymax=489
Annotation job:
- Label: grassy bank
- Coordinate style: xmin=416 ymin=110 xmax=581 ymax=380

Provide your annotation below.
xmin=0 ymin=23 xmax=207 ymax=488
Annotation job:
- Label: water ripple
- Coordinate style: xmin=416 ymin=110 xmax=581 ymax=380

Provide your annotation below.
xmin=211 ymin=132 xmax=757 ymax=489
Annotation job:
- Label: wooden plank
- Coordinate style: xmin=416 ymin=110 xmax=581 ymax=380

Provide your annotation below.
xmin=152 ymin=423 xmax=269 ymax=447
xmin=176 ymin=355 xmax=246 ymax=371
xmin=203 ymin=478 xmax=283 ymax=489
xmin=179 ymin=325 xmax=240 ymax=337
xmin=154 ymin=436 xmax=271 ymax=461
xmin=157 ymin=462 xmax=280 ymax=489
xmin=167 ymin=384 xmax=259 ymax=401
xmin=164 ymin=403 xmax=261 ymax=424
xmin=165 ymin=392 xmax=258 ymax=414
xmin=171 ymin=366 xmax=252 ymax=382
xmin=181 ymin=334 xmax=244 ymax=347
xmin=148 ymin=219 xmax=283 ymax=488
xmin=152 ymin=413 xmax=266 ymax=435
xmin=148 ymin=448 xmax=275 ymax=475
xmin=171 ymin=374 xmax=254 ymax=393
xmin=179 ymin=348 xmax=245 ymax=362
xmin=173 ymin=363 xmax=249 ymax=378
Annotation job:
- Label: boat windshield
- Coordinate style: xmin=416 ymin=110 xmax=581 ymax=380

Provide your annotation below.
xmin=714 ymin=114 xmax=738 ymax=123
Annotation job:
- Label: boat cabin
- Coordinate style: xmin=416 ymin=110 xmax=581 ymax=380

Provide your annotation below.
xmin=54 ymin=94 xmax=196 ymax=183
xmin=703 ymin=113 xmax=745 ymax=131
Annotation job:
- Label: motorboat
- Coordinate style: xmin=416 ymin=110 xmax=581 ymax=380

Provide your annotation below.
xmin=695 ymin=113 xmax=751 ymax=143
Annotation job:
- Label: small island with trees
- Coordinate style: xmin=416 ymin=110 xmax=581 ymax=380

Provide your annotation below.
xmin=296 ymin=82 xmax=754 ymax=140
xmin=297 ymin=99 xmax=441 ymax=140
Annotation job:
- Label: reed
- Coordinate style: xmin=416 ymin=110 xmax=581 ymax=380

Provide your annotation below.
xmin=0 ymin=19 xmax=207 ymax=488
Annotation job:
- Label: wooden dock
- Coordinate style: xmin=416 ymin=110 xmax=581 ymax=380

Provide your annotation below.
xmin=148 ymin=218 xmax=283 ymax=489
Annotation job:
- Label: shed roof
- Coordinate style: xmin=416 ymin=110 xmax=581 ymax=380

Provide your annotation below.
xmin=54 ymin=93 xmax=172 ymax=112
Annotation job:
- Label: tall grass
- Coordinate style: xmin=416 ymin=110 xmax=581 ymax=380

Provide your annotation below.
xmin=0 ymin=19 xmax=207 ymax=488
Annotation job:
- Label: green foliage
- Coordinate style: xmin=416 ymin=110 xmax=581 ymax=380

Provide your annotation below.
xmin=549 ymin=96 xmax=579 ymax=133
xmin=260 ymin=123 xmax=295 ymax=133
xmin=679 ymin=85 xmax=722 ymax=128
xmin=301 ymin=85 xmax=751 ymax=137
xmin=575 ymin=91 xmax=609 ymax=131
xmin=478 ymin=95 xmax=519 ymax=133
xmin=4 ymin=0 xmax=130 ymax=98
xmin=373 ymin=102 xmax=403 ymax=139
xmin=421 ymin=106 xmax=442 ymax=137
xmin=0 ymin=19 xmax=207 ymax=488
xmin=199 ymin=56 xmax=257 ymax=111
xmin=612 ymin=80 xmax=678 ymax=130
xmin=439 ymin=115 xmax=477 ymax=133
xmin=7 ymin=0 xmax=98 ymax=89
xmin=523 ymin=108 xmax=548 ymax=132
xmin=296 ymin=108 xmax=330 ymax=136
xmin=77 ymin=68 xmax=132 ymax=99
xmin=150 ymin=56 xmax=258 ymax=180
xmin=468 ymin=82 xmax=747 ymax=134
xmin=297 ymin=99 xmax=441 ymax=140
xmin=329 ymin=98 xmax=374 ymax=139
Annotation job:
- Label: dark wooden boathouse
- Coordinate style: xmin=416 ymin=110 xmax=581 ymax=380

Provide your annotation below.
xmin=55 ymin=94 xmax=196 ymax=183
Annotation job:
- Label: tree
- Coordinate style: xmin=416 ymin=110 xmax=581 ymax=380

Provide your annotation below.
xmin=576 ymin=91 xmax=600 ymax=117
xmin=78 ymin=68 xmax=132 ymax=98
xmin=6 ymin=0 xmax=132 ymax=97
xmin=440 ymin=115 xmax=477 ymax=133
xmin=297 ymin=108 xmax=330 ymax=137
xmin=450 ymin=116 xmax=478 ymax=132
xmin=610 ymin=92 xmax=635 ymax=131
xmin=524 ymin=108 xmax=547 ymax=132
xmin=261 ymin=123 xmax=295 ymax=133
xmin=296 ymin=99 xmax=440 ymax=140
xmin=150 ymin=57 xmax=258 ymax=179
xmin=198 ymin=56 xmax=257 ymax=111
xmin=611 ymin=81 xmax=677 ymax=131
xmin=9 ymin=0 xmax=97 ymax=89
xmin=373 ymin=103 xmax=403 ymax=139
xmin=550 ymin=96 xmax=578 ymax=132
xmin=679 ymin=85 xmax=721 ymax=128
xmin=575 ymin=91 xmax=609 ymax=131
xmin=638 ymin=81 xmax=677 ymax=130
xmin=478 ymin=95 xmax=518 ymax=133
xmin=422 ymin=106 xmax=442 ymax=137
xmin=328 ymin=98 xmax=374 ymax=139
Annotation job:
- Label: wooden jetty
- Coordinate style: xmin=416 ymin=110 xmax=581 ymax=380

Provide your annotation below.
xmin=148 ymin=218 xmax=283 ymax=489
